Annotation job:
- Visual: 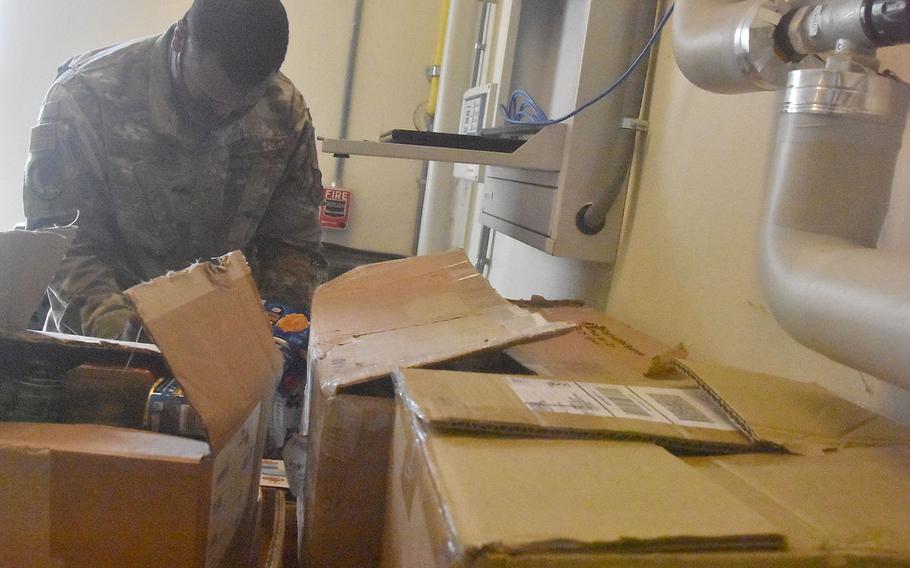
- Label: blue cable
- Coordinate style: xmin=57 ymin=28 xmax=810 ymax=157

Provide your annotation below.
xmin=502 ymin=3 xmax=675 ymax=125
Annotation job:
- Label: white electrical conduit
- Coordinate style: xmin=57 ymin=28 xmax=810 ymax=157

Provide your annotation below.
xmin=674 ymin=0 xmax=910 ymax=390
xmin=578 ymin=0 xmax=658 ymax=235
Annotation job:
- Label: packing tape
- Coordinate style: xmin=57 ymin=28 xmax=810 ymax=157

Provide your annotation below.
xmin=0 ymin=446 xmax=64 ymax=568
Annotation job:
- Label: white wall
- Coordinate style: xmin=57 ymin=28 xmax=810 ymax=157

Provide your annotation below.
xmin=0 ymin=0 xmax=440 ymax=256
xmin=0 ymin=0 xmax=187 ymax=231
xmin=292 ymin=0 xmax=439 ymax=255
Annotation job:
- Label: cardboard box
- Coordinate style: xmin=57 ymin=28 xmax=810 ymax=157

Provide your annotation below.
xmin=384 ymin=376 xmax=782 ymax=567
xmin=392 ymin=359 xmax=910 ymax=455
xmin=0 ymin=230 xmax=283 ymax=568
xmin=384 ymin=367 xmax=910 ymax=567
xmin=300 ymin=250 xmax=574 ymax=567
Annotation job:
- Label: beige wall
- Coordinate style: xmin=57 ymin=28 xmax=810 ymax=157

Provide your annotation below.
xmin=0 ymin=0 xmax=439 ymax=255
xmin=0 ymin=0 xmax=187 ymax=231
xmin=292 ymin=0 xmax=439 ymax=255
xmin=607 ymin=37 xmax=910 ymax=426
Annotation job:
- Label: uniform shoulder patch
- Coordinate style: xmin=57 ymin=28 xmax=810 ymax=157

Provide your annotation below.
xmin=29 ymin=123 xmax=60 ymax=153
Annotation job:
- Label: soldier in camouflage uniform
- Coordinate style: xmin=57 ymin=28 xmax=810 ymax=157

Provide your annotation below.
xmin=22 ymin=0 xmax=324 ymax=340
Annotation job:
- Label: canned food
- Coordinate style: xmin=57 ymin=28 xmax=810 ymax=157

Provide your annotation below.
xmin=0 ymin=361 xmax=67 ymax=423
xmin=144 ymin=378 xmax=206 ymax=440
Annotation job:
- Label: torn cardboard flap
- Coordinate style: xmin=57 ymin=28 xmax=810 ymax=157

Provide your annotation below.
xmin=309 ymin=250 xmax=575 ymax=395
xmin=126 ymin=251 xmax=283 ymax=453
xmin=506 ymin=307 xmax=690 ymax=382
xmin=310 ymin=250 xmax=497 ymax=344
xmin=394 ymin=368 xmax=753 ymax=452
xmin=675 ymin=359 xmax=910 ymax=454
xmin=0 ymin=229 xmax=69 ymax=331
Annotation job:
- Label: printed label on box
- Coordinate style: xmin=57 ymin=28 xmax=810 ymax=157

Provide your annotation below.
xmin=508 ymin=378 xmax=738 ymax=431
xmin=260 ymin=459 xmax=290 ymax=489
xmin=507 ymin=377 xmax=610 ymax=416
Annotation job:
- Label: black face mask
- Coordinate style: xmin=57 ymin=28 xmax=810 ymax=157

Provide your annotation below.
xmin=172 ymin=49 xmax=256 ymax=133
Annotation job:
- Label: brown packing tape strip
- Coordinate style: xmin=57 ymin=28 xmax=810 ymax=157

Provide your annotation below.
xmin=703 ymin=457 xmax=831 ymax=549
xmin=400 ymin=402 xmax=468 ymax=567
xmin=395 ymin=373 xmax=472 ymax=566
xmin=0 ymin=447 xmax=64 ymax=568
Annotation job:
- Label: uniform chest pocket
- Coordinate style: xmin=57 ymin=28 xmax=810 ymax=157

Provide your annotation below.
xmin=228 ymin=137 xmax=288 ymax=182
xmin=223 ymin=137 xmax=290 ymax=246
xmin=121 ymin=160 xmax=196 ymax=256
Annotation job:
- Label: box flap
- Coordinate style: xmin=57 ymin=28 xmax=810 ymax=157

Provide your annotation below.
xmin=0 ymin=229 xmax=69 ymax=331
xmin=506 ymin=307 xmax=689 ymax=381
xmin=126 ymin=251 xmax=283 ymax=453
xmin=685 ymin=446 xmax=910 ymax=558
xmin=395 ymin=368 xmax=753 ymax=452
xmin=675 ymin=359 xmax=910 ymax=454
xmin=422 ymin=436 xmax=784 ymax=555
xmin=0 ymin=422 xmax=209 ymax=461
xmin=309 ymin=250 xmax=574 ymax=395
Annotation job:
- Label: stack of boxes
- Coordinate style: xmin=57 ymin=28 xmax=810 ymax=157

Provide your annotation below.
xmin=4 ymin=233 xmax=908 ymax=567
xmin=301 ymin=251 xmax=910 ymax=567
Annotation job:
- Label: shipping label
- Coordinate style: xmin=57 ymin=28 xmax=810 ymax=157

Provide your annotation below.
xmin=507 ymin=378 xmax=738 ymax=431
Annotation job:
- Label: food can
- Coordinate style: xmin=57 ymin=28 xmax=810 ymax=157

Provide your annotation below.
xmin=143 ymin=377 xmax=206 ymax=440
xmin=0 ymin=361 xmax=67 ymax=423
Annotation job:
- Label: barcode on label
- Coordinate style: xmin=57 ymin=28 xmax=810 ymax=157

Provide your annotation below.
xmin=507 ymin=378 xmax=611 ymax=417
xmin=581 ymin=384 xmax=670 ymax=423
xmin=629 ymin=386 xmax=738 ymax=431
xmin=647 ymin=393 xmax=712 ymax=423
xmin=593 ymin=386 xmax=650 ymax=416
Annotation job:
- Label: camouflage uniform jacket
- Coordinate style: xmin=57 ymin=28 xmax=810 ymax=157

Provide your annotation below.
xmin=23 ymin=26 xmax=324 ymax=338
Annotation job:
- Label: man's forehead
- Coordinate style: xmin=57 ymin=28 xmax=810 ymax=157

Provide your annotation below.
xmin=187 ymin=38 xmax=271 ymax=106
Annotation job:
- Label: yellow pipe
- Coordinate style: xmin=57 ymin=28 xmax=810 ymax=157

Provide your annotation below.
xmin=426 ymin=0 xmax=451 ymax=118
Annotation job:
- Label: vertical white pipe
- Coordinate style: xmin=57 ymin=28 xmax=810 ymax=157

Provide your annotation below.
xmin=416 ymin=0 xmax=478 ymax=255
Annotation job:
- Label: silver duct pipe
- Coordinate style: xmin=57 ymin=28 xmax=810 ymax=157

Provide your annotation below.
xmin=762 ymin=68 xmax=910 ymax=388
xmin=674 ymin=0 xmax=910 ymax=390
xmin=672 ymin=0 xmax=792 ymax=94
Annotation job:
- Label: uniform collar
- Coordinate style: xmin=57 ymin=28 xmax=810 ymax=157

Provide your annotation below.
xmin=148 ymin=25 xmax=182 ymax=139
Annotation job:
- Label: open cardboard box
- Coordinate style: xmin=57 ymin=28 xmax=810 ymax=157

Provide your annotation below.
xmin=394 ymin=359 xmax=910 ymax=456
xmin=0 ymin=230 xmax=283 ymax=568
xmin=385 ymin=366 xmax=910 ymax=566
xmin=299 ymin=250 xmax=574 ymax=567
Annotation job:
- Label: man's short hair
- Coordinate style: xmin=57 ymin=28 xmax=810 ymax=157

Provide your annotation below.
xmin=186 ymin=0 xmax=289 ymax=87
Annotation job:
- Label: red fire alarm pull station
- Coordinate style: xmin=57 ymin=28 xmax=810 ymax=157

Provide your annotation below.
xmin=320 ymin=187 xmax=351 ymax=230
